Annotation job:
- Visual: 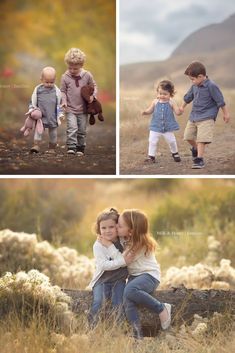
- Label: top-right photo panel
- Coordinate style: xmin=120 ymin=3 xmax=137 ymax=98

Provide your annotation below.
xmin=120 ymin=0 xmax=235 ymax=175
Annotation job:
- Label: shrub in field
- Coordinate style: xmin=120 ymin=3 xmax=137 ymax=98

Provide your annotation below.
xmin=0 ymin=230 xmax=37 ymax=272
xmin=1 ymin=229 xmax=235 ymax=291
xmin=0 ymin=229 xmax=95 ymax=289
xmin=0 ymin=270 xmax=75 ymax=333
xmin=160 ymin=236 xmax=235 ymax=290
xmin=33 ymin=241 xmax=95 ymax=288
xmin=161 ymin=258 xmax=235 ymax=290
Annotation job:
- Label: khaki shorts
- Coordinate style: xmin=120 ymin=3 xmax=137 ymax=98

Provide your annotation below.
xmin=184 ymin=119 xmax=215 ymax=143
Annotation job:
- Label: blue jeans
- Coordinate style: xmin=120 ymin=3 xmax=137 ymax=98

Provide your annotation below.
xmin=66 ymin=112 xmax=88 ymax=149
xmin=123 ymin=274 xmax=164 ymax=339
xmin=89 ymin=280 xmax=126 ymax=327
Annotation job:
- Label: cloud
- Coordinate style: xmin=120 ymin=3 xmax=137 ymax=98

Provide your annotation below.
xmin=120 ymin=0 xmax=235 ymax=64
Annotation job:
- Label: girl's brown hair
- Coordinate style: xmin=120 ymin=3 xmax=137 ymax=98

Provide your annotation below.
xmin=121 ymin=209 xmax=157 ymax=254
xmin=157 ymin=80 xmax=175 ymax=97
xmin=95 ymin=208 xmax=119 ymax=235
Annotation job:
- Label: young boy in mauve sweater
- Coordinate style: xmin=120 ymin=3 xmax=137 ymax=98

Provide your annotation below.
xmin=60 ymin=48 xmax=97 ymax=156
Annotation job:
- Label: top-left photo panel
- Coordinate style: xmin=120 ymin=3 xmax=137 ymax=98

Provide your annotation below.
xmin=0 ymin=0 xmax=116 ymax=175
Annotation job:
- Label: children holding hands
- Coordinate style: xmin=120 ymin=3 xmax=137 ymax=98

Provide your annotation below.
xmin=142 ymin=63 xmax=230 ymax=170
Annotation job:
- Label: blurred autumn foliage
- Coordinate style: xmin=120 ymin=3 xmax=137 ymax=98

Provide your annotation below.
xmin=0 ymin=0 xmax=115 ymax=125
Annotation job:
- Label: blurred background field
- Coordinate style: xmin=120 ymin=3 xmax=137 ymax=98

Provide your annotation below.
xmin=0 ymin=0 xmax=115 ymax=127
xmin=1 ymin=178 xmax=235 ymax=268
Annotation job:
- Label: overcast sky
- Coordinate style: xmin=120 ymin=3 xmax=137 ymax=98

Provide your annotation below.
xmin=119 ymin=0 xmax=235 ymax=64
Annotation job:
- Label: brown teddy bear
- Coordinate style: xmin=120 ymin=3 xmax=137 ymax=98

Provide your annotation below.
xmin=81 ymin=84 xmax=104 ymax=125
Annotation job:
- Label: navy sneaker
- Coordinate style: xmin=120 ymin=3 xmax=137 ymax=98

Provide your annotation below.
xmin=76 ymin=145 xmax=85 ymax=156
xmin=190 ymin=147 xmax=198 ymax=160
xmin=67 ymin=148 xmax=76 ymax=155
xmin=192 ymin=157 xmax=205 ymax=169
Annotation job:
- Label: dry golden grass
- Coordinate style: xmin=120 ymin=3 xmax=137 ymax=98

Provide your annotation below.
xmin=0 ymin=314 xmax=234 ymax=353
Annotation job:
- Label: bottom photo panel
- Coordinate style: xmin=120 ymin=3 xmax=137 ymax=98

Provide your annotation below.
xmin=0 ymin=178 xmax=234 ymax=353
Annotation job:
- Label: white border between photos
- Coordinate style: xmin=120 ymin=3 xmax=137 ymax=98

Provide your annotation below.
xmin=116 ymin=0 xmax=120 ymax=176
xmin=1 ymin=175 xmax=235 ymax=180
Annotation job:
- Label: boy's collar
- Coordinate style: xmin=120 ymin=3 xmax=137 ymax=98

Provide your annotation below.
xmin=197 ymin=76 xmax=209 ymax=87
xmin=67 ymin=68 xmax=85 ymax=77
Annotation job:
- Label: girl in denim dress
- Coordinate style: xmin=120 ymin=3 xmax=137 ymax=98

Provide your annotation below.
xmin=142 ymin=80 xmax=182 ymax=163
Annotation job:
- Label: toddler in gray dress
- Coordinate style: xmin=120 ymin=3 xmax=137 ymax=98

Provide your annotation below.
xmin=26 ymin=66 xmax=64 ymax=153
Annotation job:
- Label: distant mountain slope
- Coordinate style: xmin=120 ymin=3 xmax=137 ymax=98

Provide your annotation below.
xmin=172 ymin=14 xmax=235 ymax=57
xmin=120 ymin=14 xmax=235 ymax=89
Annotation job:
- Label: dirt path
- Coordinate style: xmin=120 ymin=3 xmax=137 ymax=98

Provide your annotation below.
xmin=0 ymin=124 xmax=115 ymax=175
xmin=120 ymin=115 xmax=235 ymax=175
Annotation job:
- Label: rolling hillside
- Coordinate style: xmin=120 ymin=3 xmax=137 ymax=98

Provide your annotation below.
xmin=120 ymin=14 xmax=235 ymax=89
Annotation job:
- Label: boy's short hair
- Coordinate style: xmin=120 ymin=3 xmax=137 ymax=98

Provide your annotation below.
xmin=184 ymin=61 xmax=206 ymax=77
xmin=64 ymin=48 xmax=86 ymax=65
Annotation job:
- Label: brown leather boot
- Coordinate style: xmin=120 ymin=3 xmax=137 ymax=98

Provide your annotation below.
xmin=30 ymin=144 xmax=40 ymax=153
xmin=47 ymin=142 xmax=57 ymax=154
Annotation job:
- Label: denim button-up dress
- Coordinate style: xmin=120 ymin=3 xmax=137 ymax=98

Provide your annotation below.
xmin=149 ymin=101 xmax=179 ymax=133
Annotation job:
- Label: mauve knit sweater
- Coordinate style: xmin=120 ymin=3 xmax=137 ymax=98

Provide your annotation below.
xmin=60 ymin=69 xmax=97 ymax=114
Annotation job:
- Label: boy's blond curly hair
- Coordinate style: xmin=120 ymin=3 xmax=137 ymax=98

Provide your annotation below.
xmin=64 ymin=48 xmax=86 ymax=65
